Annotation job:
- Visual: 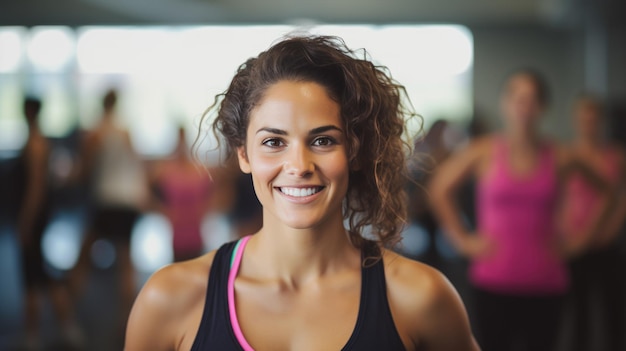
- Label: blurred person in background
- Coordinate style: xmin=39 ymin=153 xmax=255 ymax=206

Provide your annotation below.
xmin=16 ymin=96 xmax=83 ymax=350
xmin=561 ymin=94 xmax=626 ymax=351
xmin=70 ymin=88 xmax=149 ymax=344
xmin=405 ymin=119 xmax=461 ymax=266
xmin=149 ymin=126 xmax=214 ymax=262
xmin=429 ymin=69 xmax=610 ymax=351
xmin=225 ymin=162 xmax=263 ymax=240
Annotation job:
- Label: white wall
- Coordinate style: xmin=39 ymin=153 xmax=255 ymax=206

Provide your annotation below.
xmin=608 ymin=25 xmax=626 ymax=100
xmin=469 ymin=23 xmax=626 ymax=142
xmin=469 ymin=25 xmax=585 ymax=141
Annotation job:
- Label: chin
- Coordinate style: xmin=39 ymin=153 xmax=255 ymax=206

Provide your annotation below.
xmin=281 ymin=217 xmax=323 ymax=230
xmin=277 ymin=211 xmax=334 ymax=231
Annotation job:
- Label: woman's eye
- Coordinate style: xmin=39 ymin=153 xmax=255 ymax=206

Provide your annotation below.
xmin=262 ymin=138 xmax=284 ymax=148
xmin=312 ymin=137 xmax=335 ymax=147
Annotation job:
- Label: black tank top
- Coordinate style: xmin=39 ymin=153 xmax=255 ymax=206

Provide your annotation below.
xmin=190 ymin=239 xmax=406 ymax=351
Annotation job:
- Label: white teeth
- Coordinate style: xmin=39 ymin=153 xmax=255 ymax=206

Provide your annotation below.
xmin=280 ymin=187 xmax=321 ymax=197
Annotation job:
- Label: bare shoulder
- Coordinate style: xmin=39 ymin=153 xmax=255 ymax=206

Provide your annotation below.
xmin=139 ymin=252 xmax=214 ymax=311
xmin=383 ymin=250 xmax=479 ymax=351
xmin=382 ymin=250 xmax=458 ymax=315
xmin=125 ymin=251 xmax=216 ymax=351
xmin=471 ymin=134 xmax=497 ymax=150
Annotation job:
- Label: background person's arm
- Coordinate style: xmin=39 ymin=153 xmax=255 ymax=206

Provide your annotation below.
xmin=596 ymin=147 xmax=626 ymax=247
xmin=428 ymin=137 xmax=494 ymax=258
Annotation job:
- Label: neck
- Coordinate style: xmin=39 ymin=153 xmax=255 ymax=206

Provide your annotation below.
xmin=245 ymin=211 xmax=359 ymax=288
xmin=504 ymin=126 xmax=540 ymax=150
xmin=175 ymin=148 xmax=190 ymax=162
xmin=101 ymin=112 xmax=115 ymax=125
xmin=28 ymin=122 xmax=40 ymax=134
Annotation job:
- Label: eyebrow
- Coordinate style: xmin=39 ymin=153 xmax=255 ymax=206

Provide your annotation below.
xmin=255 ymin=125 xmax=343 ymax=135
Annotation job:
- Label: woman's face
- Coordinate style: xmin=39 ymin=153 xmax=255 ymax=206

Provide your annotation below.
xmin=238 ymin=80 xmax=349 ymax=230
xmin=501 ymin=74 xmax=544 ymax=132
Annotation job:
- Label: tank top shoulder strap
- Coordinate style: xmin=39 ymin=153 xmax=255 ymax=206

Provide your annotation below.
xmin=190 ymin=239 xmax=240 ymax=351
xmin=343 ymin=241 xmax=405 ymax=350
xmin=193 ymin=238 xmax=405 ymax=351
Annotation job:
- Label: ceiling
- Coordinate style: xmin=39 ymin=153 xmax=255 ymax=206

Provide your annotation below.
xmin=1 ymin=0 xmax=623 ymax=28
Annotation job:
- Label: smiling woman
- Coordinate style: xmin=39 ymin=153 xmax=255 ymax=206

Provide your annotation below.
xmin=237 ymin=81 xmax=349 ymax=232
xmin=125 ymin=35 xmax=480 ymax=351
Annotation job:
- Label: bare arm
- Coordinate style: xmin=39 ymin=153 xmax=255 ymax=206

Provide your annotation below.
xmin=125 ymin=266 xmax=182 ymax=351
xmin=125 ymin=254 xmax=212 ymax=351
xmin=417 ymin=271 xmax=480 ymax=351
xmin=428 ymin=137 xmax=493 ymax=257
xmin=18 ymin=139 xmax=47 ymax=245
xmin=596 ymin=148 xmax=626 ymax=246
xmin=386 ymin=255 xmax=480 ymax=351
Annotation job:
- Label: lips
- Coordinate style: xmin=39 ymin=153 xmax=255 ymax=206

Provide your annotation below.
xmin=278 ymin=186 xmax=325 ymax=197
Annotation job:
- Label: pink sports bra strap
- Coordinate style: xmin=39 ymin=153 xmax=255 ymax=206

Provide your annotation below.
xmin=228 ymin=235 xmax=254 ymax=351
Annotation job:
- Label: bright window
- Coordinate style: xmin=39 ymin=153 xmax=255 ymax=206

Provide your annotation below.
xmin=0 ymin=24 xmax=473 ymax=159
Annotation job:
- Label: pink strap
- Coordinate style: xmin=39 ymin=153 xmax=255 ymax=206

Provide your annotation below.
xmin=228 ymin=235 xmax=254 ymax=351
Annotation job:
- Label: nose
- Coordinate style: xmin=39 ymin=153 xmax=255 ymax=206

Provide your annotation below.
xmin=283 ymin=143 xmax=314 ymax=177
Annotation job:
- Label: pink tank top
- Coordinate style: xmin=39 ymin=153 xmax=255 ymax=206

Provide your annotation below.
xmin=159 ymin=164 xmax=213 ymax=253
xmin=472 ymin=138 xmax=568 ymax=295
xmin=562 ymin=148 xmax=621 ymax=236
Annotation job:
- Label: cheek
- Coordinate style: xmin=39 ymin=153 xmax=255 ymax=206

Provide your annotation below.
xmin=246 ymin=155 xmax=281 ymax=208
xmin=248 ymin=152 xmax=282 ymax=184
xmin=324 ymin=153 xmax=350 ymax=187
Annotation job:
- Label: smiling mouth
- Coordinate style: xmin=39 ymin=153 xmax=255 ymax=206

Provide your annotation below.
xmin=278 ymin=186 xmax=325 ymax=197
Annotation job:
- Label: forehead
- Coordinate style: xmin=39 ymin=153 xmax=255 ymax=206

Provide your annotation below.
xmin=248 ymin=80 xmax=342 ymax=130
xmin=508 ymin=73 xmax=535 ymax=88
xmin=505 ymin=74 xmax=539 ymax=94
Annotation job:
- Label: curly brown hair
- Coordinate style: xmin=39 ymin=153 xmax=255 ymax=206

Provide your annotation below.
xmin=201 ymin=35 xmax=418 ymax=249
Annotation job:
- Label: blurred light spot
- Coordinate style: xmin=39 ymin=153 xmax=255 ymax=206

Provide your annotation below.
xmin=0 ymin=28 xmax=24 ymax=73
xmin=49 ymin=147 xmax=75 ymax=181
xmin=91 ymin=239 xmax=116 ymax=269
xmin=76 ymin=28 xmax=121 ymax=73
xmin=435 ymin=228 xmax=460 ymax=259
xmin=41 ymin=213 xmax=82 ymax=270
xmin=131 ymin=213 xmax=173 ymax=273
xmin=74 ymin=24 xmax=472 ymax=157
xmin=0 ymin=118 xmax=28 ymax=152
xmin=398 ymin=223 xmax=430 ymax=257
xmin=39 ymin=82 xmax=75 ymax=138
xmin=374 ymin=25 xmax=473 ymax=77
xmin=201 ymin=213 xmax=233 ymax=252
xmin=76 ymin=27 xmax=172 ymax=74
xmin=434 ymin=213 xmax=472 ymax=259
xmin=0 ymin=225 xmax=23 ymax=326
xmin=27 ymin=27 xmax=75 ymax=72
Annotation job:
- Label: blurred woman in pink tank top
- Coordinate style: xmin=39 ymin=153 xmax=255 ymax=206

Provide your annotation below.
xmin=561 ymin=94 xmax=626 ymax=351
xmin=429 ymin=69 xmax=610 ymax=351
xmin=150 ymin=127 xmax=214 ymax=262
